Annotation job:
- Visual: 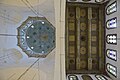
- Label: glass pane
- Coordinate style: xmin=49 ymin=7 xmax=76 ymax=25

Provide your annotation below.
xmin=107 ymin=49 xmax=117 ymax=61
xmin=106 ymin=17 xmax=117 ymax=29
xmin=95 ymin=0 xmax=105 ymax=2
xmin=106 ymin=34 xmax=117 ymax=45
xmin=106 ymin=1 xmax=117 ymax=15
xmin=106 ymin=63 xmax=117 ymax=77
xmin=68 ymin=75 xmax=78 ymax=80
xmin=95 ymin=75 xmax=107 ymax=80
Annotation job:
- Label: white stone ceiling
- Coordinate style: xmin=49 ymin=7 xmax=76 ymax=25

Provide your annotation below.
xmin=0 ymin=0 xmax=55 ymax=80
xmin=0 ymin=0 xmax=46 ymax=7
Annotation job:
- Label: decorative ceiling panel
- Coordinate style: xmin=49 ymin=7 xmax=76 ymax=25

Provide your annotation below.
xmin=17 ymin=17 xmax=55 ymax=58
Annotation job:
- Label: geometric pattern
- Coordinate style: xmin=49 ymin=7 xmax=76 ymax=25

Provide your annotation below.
xmin=17 ymin=17 xmax=55 ymax=58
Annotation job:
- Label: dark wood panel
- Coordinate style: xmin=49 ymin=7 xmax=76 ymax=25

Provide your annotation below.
xmin=66 ymin=3 xmax=105 ymax=74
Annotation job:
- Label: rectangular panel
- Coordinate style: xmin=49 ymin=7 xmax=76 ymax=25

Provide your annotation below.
xmin=91 ymin=47 xmax=97 ymax=54
xmin=69 ymin=35 xmax=75 ymax=41
xmin=92 ymin=36 xmax=97 ymax=41
xmin=79 ymin=7 xmax=88 ymax=70
xmin=91 ymin=7 xmax=99 ymax=70
xmin=76 ymin=6 xmax=81 ymax=70
xmin=69 ymin=23 xmax=75 ymax=31
xmin=66 ymin=6 xmax=76 ymax=71
xmin=66 ymin=3 xmax=105 ymax=74
xmin=92 ymin=24 xmax=97 ymax=31
xmin=69 ymin=46 xmax=75 ymax=54
xmin=69 ymin=58 xmax=76 ymax=69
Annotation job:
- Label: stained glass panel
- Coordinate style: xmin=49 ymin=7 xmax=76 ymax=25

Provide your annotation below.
xmin=106 ymin=1 xmax=117 ymax=15
xmin=68 ymin=75 xmax=78 ymax=80
xmin=95 ymin=75 xmax=107 ymax=80
xmin=106 ymin=34 xmax=117 ymax=45
xmin=106 ymin=17 xmax=117 ymax=29
xmin=106 ymin=63 xmax=117 ymax=77
xmin=106 ymin=49 xmax=117 ymax=61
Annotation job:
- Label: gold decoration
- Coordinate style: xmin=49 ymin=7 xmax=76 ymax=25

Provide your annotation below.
xmin=80 ymin=47 xmax=86 ymax=54
xmin=92 ymin=47 xmax=97 ymax=54
xmin=80 ymin=60 xmax=86 ymax=68
xmin=92 ymin=36 xmax=97 ymax=41
xmin=69 ymin=35 xmax=75 ymax=41
xmin=92 ymin=24 xmax=97 ymax=31
xmin=69 ymin=23 xmax=75 ymax=31
xmin=80 ymin=9 xmax=86 ymax=17
xmin=81 ymin=41 xmax=86 ymax=46
xmin=81 ymin=32 xmax=86 ymax=36
xmin=80 ymin=23 xmax=86 ymax=31
xmin=69 ymin=46 xmax=75 ymax=54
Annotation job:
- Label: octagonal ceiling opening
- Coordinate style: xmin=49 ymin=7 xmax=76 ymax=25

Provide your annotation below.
xmin=17 ymin=16 xmax=55 ymax=58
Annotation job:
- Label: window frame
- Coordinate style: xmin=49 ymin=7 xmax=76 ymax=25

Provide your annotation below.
xmin=106 ymin=49 xmax=117 ymax=61
xmin=106 ymin=1 xmax=117 ymax=15
xmin=106 ymin=63 xmax=117 ymax=77
xmin=68 ymin=75 xmax=78 ymax=80
xmin=106 ymin=17 xmax=117 ymax=29
xmin=95 ymin=0 xmax=105 ymax=3
xmin=106 ymin=34 xmax=117 ymax=45
xmin=95 ymin=75 xmax=107 ymax=80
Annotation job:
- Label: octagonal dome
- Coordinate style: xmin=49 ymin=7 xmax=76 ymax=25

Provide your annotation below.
xmin=17 ymin=17 xmax=55 ymax=58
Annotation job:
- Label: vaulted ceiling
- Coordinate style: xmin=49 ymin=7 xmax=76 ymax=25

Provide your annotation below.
xmin=0 ymin=0 xmax=55 ymax=80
